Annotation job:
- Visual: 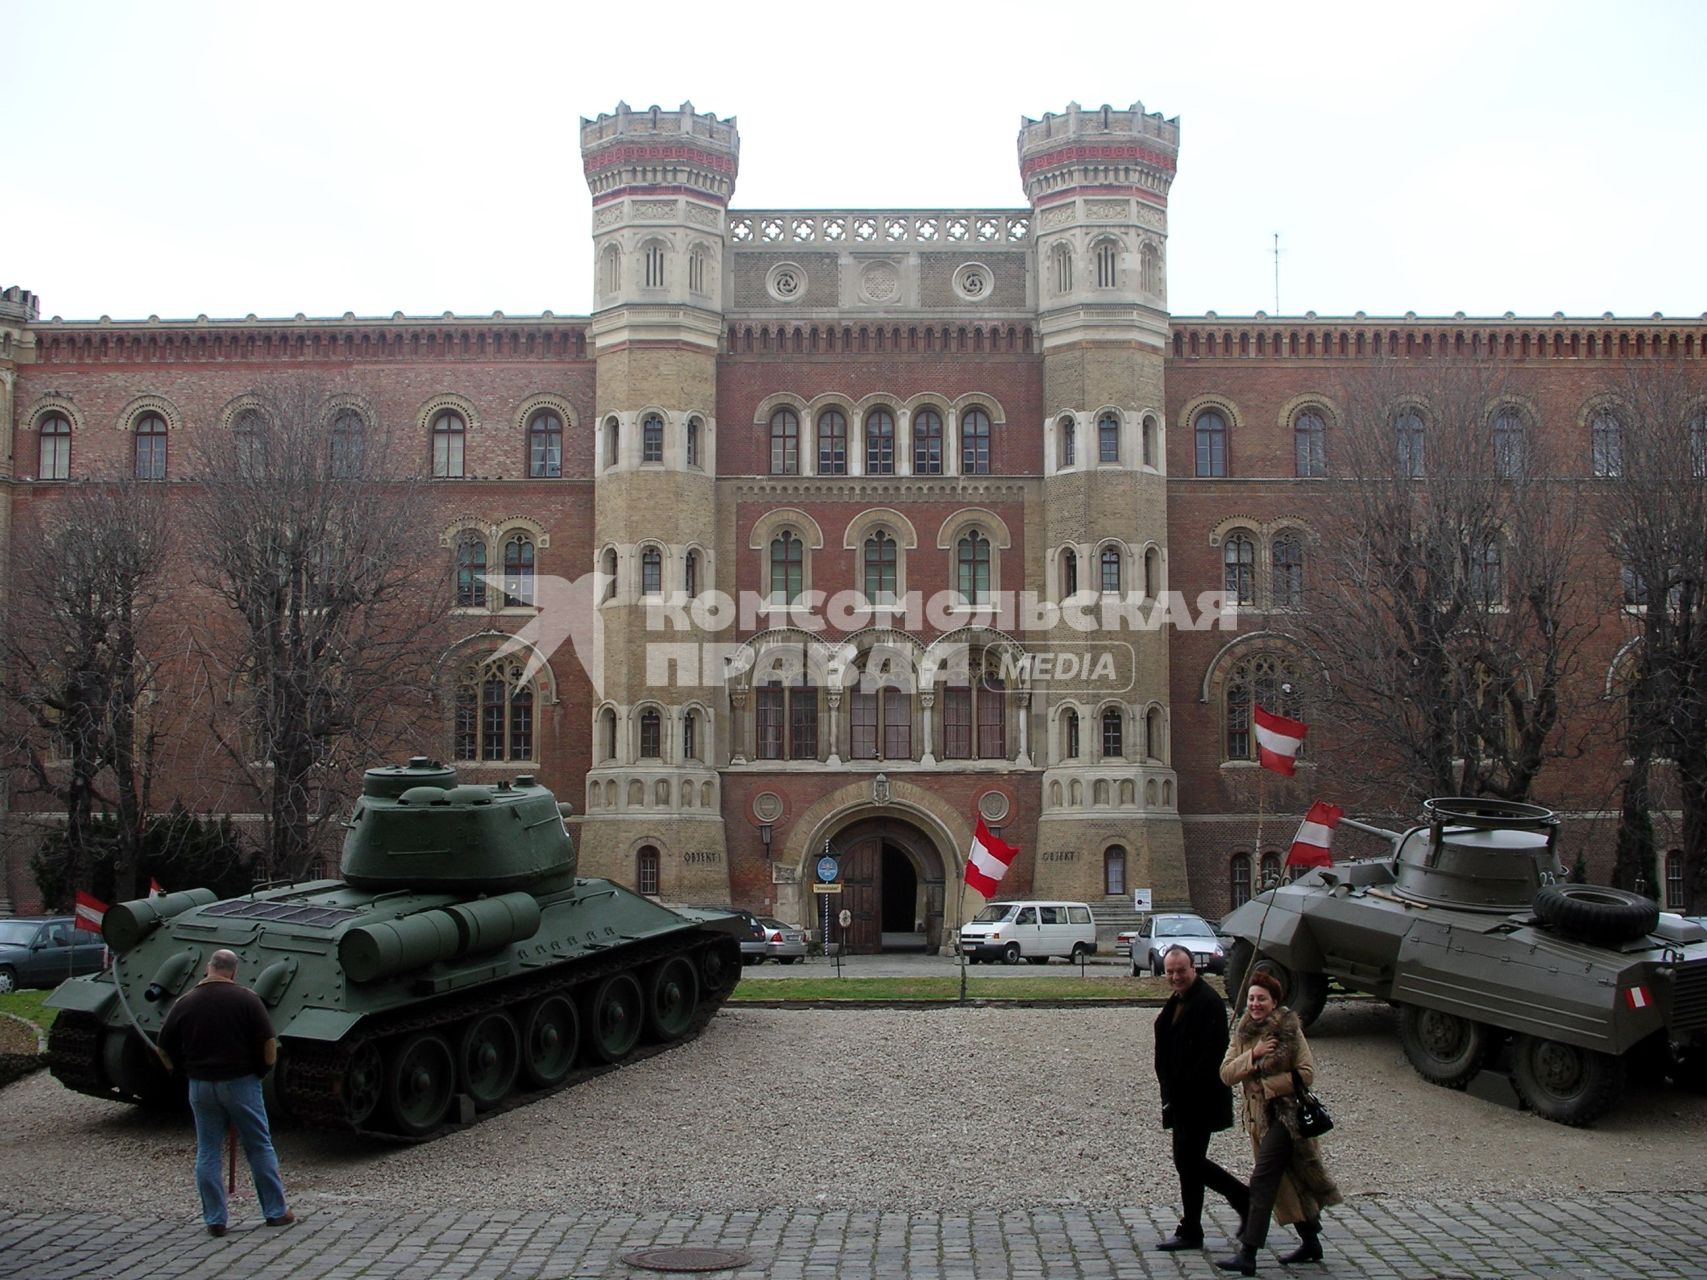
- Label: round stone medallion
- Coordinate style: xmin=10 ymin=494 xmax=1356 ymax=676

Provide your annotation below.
xmin=753 ymin=791 xmax=783 ymax=822
xmin=860 ymin=261 xmax=900 ymax=303
xmin=978 ymin=789 xmax=1010 ymax=823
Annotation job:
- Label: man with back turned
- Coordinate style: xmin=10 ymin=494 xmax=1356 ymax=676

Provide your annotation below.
xmin=1153 ymin=944 xmax=1249 ymax=1250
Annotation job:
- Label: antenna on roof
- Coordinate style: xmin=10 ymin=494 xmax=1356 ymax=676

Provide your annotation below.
xmin=1273 ymin=232 xmax=1281 ymax=315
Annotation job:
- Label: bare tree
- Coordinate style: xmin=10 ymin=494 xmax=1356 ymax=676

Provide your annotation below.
xmin=1283 ymin=360 xmax=1601 ymax=808
xmin=0 ymin=480 xmax=168 ymax=902
xmin=182 ymin=381 xmax=449 ymax=880
xmin=1598 ymin=362 xmax=1707 ymax=904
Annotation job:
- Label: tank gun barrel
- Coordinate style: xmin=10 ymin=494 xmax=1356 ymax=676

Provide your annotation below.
xmin=1337 ymin=815 xmax=1403 ymax=845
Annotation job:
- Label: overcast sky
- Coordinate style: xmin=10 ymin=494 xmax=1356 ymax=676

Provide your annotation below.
xmin=7 ymin=0 xmax=1704 ymax=323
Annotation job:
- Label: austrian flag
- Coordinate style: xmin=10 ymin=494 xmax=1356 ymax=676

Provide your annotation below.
xmin=1287 ymin=801 xmax=1344 ymax=869
xmin=964 ymin=817 xmax=1020 ymax=898
xmin=1253 ymin=705 xmax=1308 ymax=776
xmin=73 ymin=889 xmax=109 ymax=936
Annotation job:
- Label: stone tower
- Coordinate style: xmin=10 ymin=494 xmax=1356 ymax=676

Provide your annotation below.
xmin=577 ymin=104 xmax=738 ymax=901
xmin=1018 ymin=103 xmax=1190 ymax=907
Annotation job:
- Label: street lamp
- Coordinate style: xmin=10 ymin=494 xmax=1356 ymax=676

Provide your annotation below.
xmin=759 ymin=823 xmax=773 ymax=858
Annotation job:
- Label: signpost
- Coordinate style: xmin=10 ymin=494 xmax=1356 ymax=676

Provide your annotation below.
xmin=815 ymin=843 xmax=838 ymax=971
xmin=1133 ymin=888 xmax=1153 ymax=913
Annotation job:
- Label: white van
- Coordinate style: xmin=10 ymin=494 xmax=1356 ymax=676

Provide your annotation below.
xmin=958 ymin=901 xmax=1098 ymax=964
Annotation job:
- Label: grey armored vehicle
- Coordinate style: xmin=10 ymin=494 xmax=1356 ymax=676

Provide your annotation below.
xmin=1219 ymin=797 xmax=1707 ymax=1126
xmin=46 ymin=758 xmax=745 ymax=1139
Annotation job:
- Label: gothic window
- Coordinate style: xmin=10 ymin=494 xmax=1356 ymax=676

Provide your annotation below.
xmin=1224 ymin=652 xmax=1303 ymax=762
xmin=1063 ymin=709 xmax=1080 ymax=759
xmin=432 ymin=409 xmax=466 ymax=478
xmin=688 ymin=248 xmax=707 ymax=295
xmin=1142 ymin=414 xmax=1159 ymax=468
xmin=684 ymin=549 xmax=700 ymax=597
xmin=1052 ymin=242 xmax=1073 ymax=294
xmin=599 ymin=547 xmax=618 ymax=602
xmin=817 ymin=409 xmax=848 ymax=475
xmin=865 ymin=408 xmax=895 ymax=474
xmin=1260 ymin=851 xmax=1282 ymax=890
xmin=1230 ymin=854 xmax=1252 ymax=909
xmin=791 ymin=683 xmax=819 ymax=760
xmin=956 ymin=530 xmax=991 ymax=604
xmin=454 ymin=657 xmax=536 ymax=762
xmin=1098 ymin=412 xmax=1120 ymax=464
xmin=942 ymin=668 xmax=1004 ymax=760
xmin=639 ymin=708 xmax=662 ymax=759
xmin=1272 ymin=532 xmax=1304 ymax=609
xmin=1471 ymin=535 xmax=1504 ymax=607
xmin=599 ymin=707 xmax=618 ymax=761
xmin=757 ymin=678 xmax=818 ymax=760
xmin=1104 ymin=846 xmax=1127 ymax=896
xmin=1492 ymin=408 xmax=1526 ymax=478
xmin=1146 ymin=705 xmax=1165 ymax=762
xmin=1061 ymin=547 xmax=1078 ymax=597
xmin=686 ymin=417 xmax=702 ymax=468
xmin=601 ymin=244 xmax=621 ymax=295
xmin=769 ymin=408 xmax=799 ymax=475
xmin=1194 ymin=409 xmax=1227 ymax=477
xmin=1101 ymin=707 xmax=1123 ymax=759
xmin=1144 ymin=546 xmax=1161 ymax=599
xmin=914 ymin=408 xmax=943 ymax=474
xmin=1591 ymin=411 xmax=1623 ymax=478
xmin=1395 ymin=408 xmax=1425 ymax=477
xmin=683 ymin=710 xmax=700 ymax=761
xmin=755 ymin=683 xmax=785 ymax=760
xmin=1140 ymin=242 xmax=1161 ymax=294
xmin=1294 ymin=409 xmax=1326 ymax=477
xmin=133 ymin=412 xmax=167 ymax=480
xmin=864 ymin=531 xmax=897 ymax=604
xmin=769 ymin=530 xmax=803 ymax=604
xmin=502 ymin=533 xmax=535 ymax=607
xmin=961 ymin=407 xmax=991 ymax=475
xmin=851 ymin=682 xmax=910 ymax=760
xmin=604 ymin=416 xmax=619 ymax=469
xmin=234 ymin=408 xmax=267 ymax=479
xmin=1060 ymin=417 xmax=1076 ymax=467
xmin=641 ymin=545 xmax=663 ymax=597
xmin=643 ymin=242 xmax=666 ymax=289
xmin=637 ymin=846 xmax=660 ymax=896
xmin=1224 ymin=533 xmax=1256 ymax=606
xmin=330 ymin=409 xmax=365 ymax=478
xmin=454 ymin=532 xmax=487 ymax=609
xmin=976 ymin=672 xmax=1005 ymax=758
xmin=529 ymin=410 xmax=563 ymax=478
xmin=642 ymin=413 xmax=665 ymax=463
xmin=1100 ymin=546 xmax=1121 ymax=593
xmin=1095 ymin=240 xmax=1118 ymax=289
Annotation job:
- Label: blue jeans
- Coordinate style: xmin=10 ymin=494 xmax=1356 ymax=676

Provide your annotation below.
xmin=189 ymin=1076 xmax=288 ymax=1227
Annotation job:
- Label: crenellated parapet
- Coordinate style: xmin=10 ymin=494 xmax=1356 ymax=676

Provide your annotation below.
xmin=580 ymin=102 xmax=740 ymax=208
xmin=1017 ymin=102 xmax=1180 ymax=207
xmin=0 ymin=286 xmax=40 ymax=324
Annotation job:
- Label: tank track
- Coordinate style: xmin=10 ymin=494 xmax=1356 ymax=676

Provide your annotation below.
xmin=280 ymin=927 xmax=740 ymax=1142
xmin=46 ymin=1010 xmax=115 ymax=1100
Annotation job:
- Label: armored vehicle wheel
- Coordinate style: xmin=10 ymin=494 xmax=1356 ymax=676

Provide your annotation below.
xmin=520 ymin=995 xmax=580 ymax=1088
xmin=1225 ymin=941 xmax=1330 ymax=1028
xmin=1397 ymin=1005 xmax=1492 ymax=1089
xmin=586 ymin=972 xmax=644 ymax=1063
xmin=343 ymin=1041 xmax=384 ymax=1127
xmin=1533 ymin=884 xmax=1659 ymax=946
xmin=1002 ymin=943 xmax=1022 ymax=965
xmin=101 ymin=1028 xmax=181 ymax=1108
xmin=700 ymin=937 xmax=741 ymax=995
xmin=458 ymin=1012 xmax=521 ymax=1111
xmin=384 ymin=1032 xmax=456 ymax=1137
xmin=645 ymin=957 xmax=700 ymax=1043
xmin=1510 ymin=1033 xmax=1626 ymax=1126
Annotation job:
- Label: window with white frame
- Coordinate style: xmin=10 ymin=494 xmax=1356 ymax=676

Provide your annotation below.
xmin=1294 ymin=409 xmax=1326 ymax=477
xmin=914 ymin=408 xmax=944 ymax=474
xmin=432 ymin=410 xmax=466 ymax=478
xmin=1098 ymin=412 xmax=1119 ymax=464
xmin=770 ymin=408 xmax=800 ymax=475
xmin=529 ymin=410 xmax=563 ymax=478
xmin=643 ymin=414 xmax=664 ymax=463
xmin=818 ymin=409 xmax=848 ymax=475
xmin=133 ymin=412 xmax=167 ymax=480
xmin=865 ymin=408 xmax=895 ymax=474
xmin=961 ymin=408 xmax=991 ymax=475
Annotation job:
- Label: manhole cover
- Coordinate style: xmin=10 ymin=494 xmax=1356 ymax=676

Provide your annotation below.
xmin=620 ymin=1246 xmax=753 ymax=1273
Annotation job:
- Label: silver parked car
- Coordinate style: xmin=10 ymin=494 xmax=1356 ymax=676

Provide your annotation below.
xmin=757 ymin=916 xmax=809 ymax=964
xmin=1132 ymin=912 xmax=1227 ymax=977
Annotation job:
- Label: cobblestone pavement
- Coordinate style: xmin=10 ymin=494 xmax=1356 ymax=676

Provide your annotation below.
xmin=3 ymin=1194 xmax=1702 ymax=1280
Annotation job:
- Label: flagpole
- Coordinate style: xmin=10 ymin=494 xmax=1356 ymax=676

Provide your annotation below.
xmin=956 ymin=869 xmax=968 ymax=1006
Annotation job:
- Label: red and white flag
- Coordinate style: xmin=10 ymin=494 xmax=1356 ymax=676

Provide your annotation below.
xmin=73 ymin=890 xmax=109 ymax=936
xmin=964 ymin=817 xmax=1020 ymax=898
xmin=1286 ymin=801 xmax=1344 ymax=869
xmin=1254 ymin=705 xmax=1308 ymax=776
xmin=149 ymin=877 xmax=165 ymax=895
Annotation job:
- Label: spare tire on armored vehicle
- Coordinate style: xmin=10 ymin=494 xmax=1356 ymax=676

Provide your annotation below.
xmin=44 ymin=758 xmax=746 ymax=1140
xmin=1218 ymin=796 xmax=1707 ymax=1127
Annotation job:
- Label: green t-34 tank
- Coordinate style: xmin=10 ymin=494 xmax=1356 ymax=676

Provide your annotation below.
xmin=1219 ymin=797 xmax=1707 ymax=1126
xmin=45 ymin=758 xmax=745 ymax=1139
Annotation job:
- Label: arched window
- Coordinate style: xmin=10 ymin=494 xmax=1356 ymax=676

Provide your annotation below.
xmin=1061 ymin=547 xmax=1078 ymax=597
xmin=1063 ymin=709 xmax=1080 ymax=759
xmin=1142 ymin=414 xmax=1159 ymax=468
xmin=330 ymin=410 xmax=365 ymax=477
xmin=941 ymin=658 xmax=1004 ymax=760
xmin=1591 ymin=411 xmax=1623 ymax=478
xmin=1143 ymin=545 xmax=1161 ymax=599
xmin=956 ymin=530 xmax=991 ymax=604
xmin=683 ymin=710 xmax=700 ymax=761
xmin=688 ymin=247 xmax=707 ymax=295
xmin=643 ymin=242 xmax=666 ymax=289
xmin=1272 ymin=532 xmax=1304 ymax=609
xmin=454 ymin=532 xmax=487 ymax=609
xmin=502 ymin=533 xmax=535 ymax=607
xmin=1101 ymin=707 xmax=1124 ymax=759
xmin=234 ymin=408 xmax=268 ymax=479
xmin=913 ymin=408 xmax=943 ymax=474
xmin=642 ymin=413 xmax=664 ymax=463
xmin=961 ymin=408 xmax=991 ymax=475
xmin=1492 ymin=408 xmax=1526 ymax=478
xmin=641 ymin=545 xmax=663 ymax=597
xmin=1471 ymin=535 xmax=1503 ymax=607
xmin=454 ymin=658 xmax=535 ymax=762
xmin=37 ymin=412 xmax=71 ymax=481
xmin=1146 ymin=705 xmax=1165 ymax=762
xmin=1666 ymin=850 xmax=1685 ymax=909
xmin=637 ymin=846 xmax=661 ymax=897
xmin=1260 ymin=851 xmax=1282 ymax=891
xmin=599 ymin=547 xmax=618 ymax=603
xmin=133 ymin=412 xmax=167 ymax=480
xmin=639 ymin=708 xmax=662 ymax=758
xmin=686 ymin=417 xmax=702 ymax=468
xmin=1052 ymin=242 xmax=1073 ymax=294
xmin=1060 ymin=417 xmax=1076 ymax=467
xmin=849 ymin=678 xmax=909 ymax=761
xmin=1194 ymin=409 xmax=1227 ymax=477
xmin=684 ymin=549 xmax=700 ymax=598
xmin=864 ymin=531 xmax=897 ymax=604
xmin=769 ymin=408 xmax=799 ymax=475
xmin=599 ymin=706 xmax=618 ymax=761
xmin=1395 ymin=408 xmax=1425 ymax=477
xmin=757 ymin=676 xmax=819 ymax=760
xmin=865 ymin=408 xmax=895 ymax=474
xmin=604 ymin=416 xmax=619 ymax=469
xmin=1230 ymin=854 xmax=1252 ymax=908
xmin=817 ymin=409 xmax=848 ymax=475
xmin=1100 ymin=546 xmax=1122 ymax=593
xmin=1224 ymin=533 xmax=1256 ymax=606
xmin=1095 ymin=240 xmax=1118 ymax=289
xmin=1140 ymin=242 xmax=1161 ymax=294
xmin=769 ymin=530 xmax=803 ymax=604
xmin=600 ymin=244 xmax=621 ymax=295
xmin=432 ymin=410 xmax=466 ymax=478
xmin=1294 ymin=409 xmax=1326 ymax=477
xmin=977 ymin=672 xmax=1005 ymax=758
xmin=1104 ymin=846 xmax=1127 ymax=896
xmin=1098 ymin=412 xmax=1120 ymax=463
xmin=1225 ymin=652 xmax=1303 ymax=762
xmin=529 ymin=410 xmax=563 ymax=478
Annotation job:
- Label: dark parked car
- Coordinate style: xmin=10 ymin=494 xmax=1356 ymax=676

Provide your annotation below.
xmin=686 ymin=905 xmax=769 ymax=964
xmin=0 ymin=916 xmax=106 ymax=994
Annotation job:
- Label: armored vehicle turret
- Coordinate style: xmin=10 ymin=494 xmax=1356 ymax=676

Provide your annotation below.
xmin=1220 ymin=797 xmax=1707 ymax=1126
xmin=45 ymin=759 xmax=745 ymax=1139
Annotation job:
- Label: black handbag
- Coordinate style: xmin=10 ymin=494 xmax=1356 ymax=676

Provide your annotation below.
xmin=1291 ymin=1069 xmax=1334 ymax=1138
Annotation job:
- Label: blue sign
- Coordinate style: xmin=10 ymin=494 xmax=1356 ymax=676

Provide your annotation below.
xmin=816 ymin=855 xmax=839 ymax=883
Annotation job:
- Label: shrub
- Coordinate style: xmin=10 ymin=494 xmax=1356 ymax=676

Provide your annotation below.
xmin=31 ymin=805 xmax=254 ymax=908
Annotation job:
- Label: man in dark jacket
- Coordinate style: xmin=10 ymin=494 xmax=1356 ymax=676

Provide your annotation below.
xmin=1152 ymin=944 xmax=1249 ymax=1250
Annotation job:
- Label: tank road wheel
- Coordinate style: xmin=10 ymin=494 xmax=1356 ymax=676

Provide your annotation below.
xmin=384 ymin=1032 xmax=456 ymax=1137
xmin=1002 ymin=943 xmax=1022 ymax=965
xmin=1397 ymin=1005 xmax=1493 ymax=1089
xmin=457 ymin=1012 xmax=521 ymax=1112
xmin=101 ymin=1028 xmax=182 ymax=1109
xmin=1510 ymin=1033 xmax=1627 ymax=1127
xmin=699 ymin=936 xmax=742 ymax=996
xmin=342 ymin=1041 xmax=384 ymax=1128
xmin=645 ymin=957 xmax=701 ymax=1043
xmin=585 ymin=972 xmax=645 ymax=1063
xmin=1225 ymin=941 xmax=1328 ymax=1028
xmin=520 ymin=995 xmax=580 ymax=1089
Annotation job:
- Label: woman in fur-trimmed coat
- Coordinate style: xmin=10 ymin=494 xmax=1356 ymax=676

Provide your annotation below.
xmin=1214 ymin=970 xmax=1342 ymax=1275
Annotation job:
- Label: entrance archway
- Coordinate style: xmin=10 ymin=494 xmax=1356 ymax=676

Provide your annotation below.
xmin=830 ymin=816 xmax=947 ymax=954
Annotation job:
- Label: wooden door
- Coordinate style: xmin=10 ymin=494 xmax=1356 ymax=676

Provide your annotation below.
xmin=838 ymin=836 xmax=882 ymax=954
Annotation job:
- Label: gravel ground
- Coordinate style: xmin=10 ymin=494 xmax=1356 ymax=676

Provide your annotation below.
xmin=2 ymin=1002 xmax=1705 ymax=1217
